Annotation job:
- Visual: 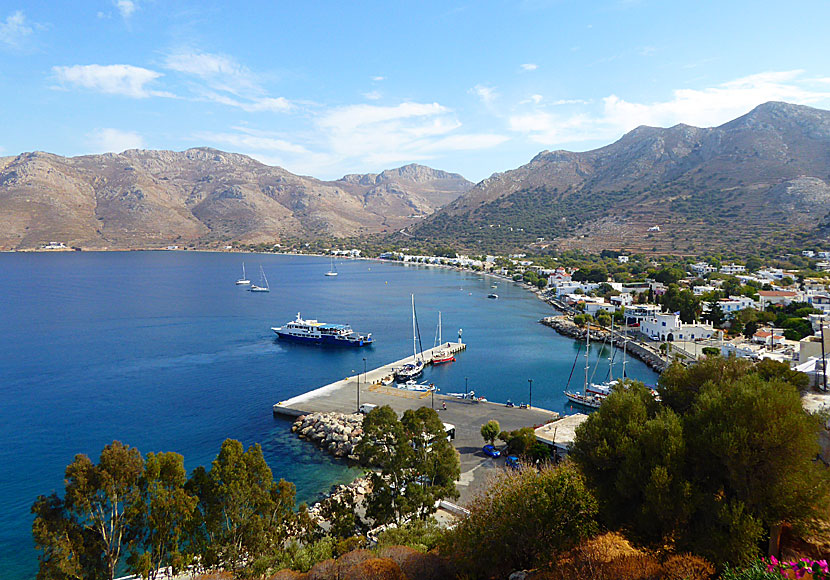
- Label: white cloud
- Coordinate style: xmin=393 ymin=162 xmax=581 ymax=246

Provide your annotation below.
xmin=52 ymin=64 xmax=168 ymax=98
xmin=364 ymin=90 xmax=382 ymax=100
xmin=87 ymin=128 xmax=145 ymax=153
xmin=114 ymin=0 xmax=136 ymax=20
xmin=509 ymin=70 xmax=830 ymax=146
xmin=315 ymin=101 xmax=508 ymax=170
xmin=196 ymin=130 xmax=308 ymax=154
xmin=164 ymin=50 xmax=293 ymax=112
xmin=372 ymin=76 xmax=385 ymax=81
xmin=0 ymin=10 xmax=33 ymax=49
xmin=520 ymin=94 xmax=544 ymax=105
xmin=520 ymin=63 xmax=538 ymax=71
xmin=164 ymin=51 xmax=260 ymax=96
xmin=470 ymin=84 xmax=497 ymax=104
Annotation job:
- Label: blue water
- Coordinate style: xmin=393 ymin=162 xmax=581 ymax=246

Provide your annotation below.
xmin=0 ymin=251 xmax=656 ymax=579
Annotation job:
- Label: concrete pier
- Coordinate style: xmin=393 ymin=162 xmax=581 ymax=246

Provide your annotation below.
xmin=273 ymin=342 xmax=467 ymax=417
xmin=272 ymin=340 xmax=561 ymax=506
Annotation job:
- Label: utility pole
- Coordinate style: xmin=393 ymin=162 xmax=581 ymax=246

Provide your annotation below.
xmin=821 ymin=324 xmax=828 ymax=392
xmin=354 ymin=369 xmax=359 ymax=412
xmin=465 ymin=376 xmax=469 ymax=398
xmin=528 ymin=379 xmax=533 ymax=409
xmin=363 ymin=357 xmax=367 ymax=386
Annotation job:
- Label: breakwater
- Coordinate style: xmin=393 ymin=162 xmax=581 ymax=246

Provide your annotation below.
xmin=292 ymin=412 xmax=364 ymax=460
xmin=540 ymin=316 xmax=669 ymax=374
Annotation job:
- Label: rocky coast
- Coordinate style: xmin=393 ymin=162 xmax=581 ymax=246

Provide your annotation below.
xmin=540 ymin=315 xmax=669 ymax=373
xmin=292 ymin=411 xmax=364 ymax=460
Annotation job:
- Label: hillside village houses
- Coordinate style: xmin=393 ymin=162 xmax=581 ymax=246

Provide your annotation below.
xmin=640 ymin=313 xmax=715 ymax=342
xmin=720 ymin=263 xmax=747 ymax=275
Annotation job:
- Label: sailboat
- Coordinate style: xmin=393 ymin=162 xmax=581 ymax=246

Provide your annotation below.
xmin=235 ymin=262 xmax=251 ymax=285
xmin=395 ymin=295 xmax=425 ymax=381
xmin=249 ymin=266 xmax=270 ymax=292
xmin=431 ymin=312 xmax=455 ymax=364
xmin=325 ymin=255 xmax=338 ymax=277
xmin=564 ymin=326 xmax=603 ymax=409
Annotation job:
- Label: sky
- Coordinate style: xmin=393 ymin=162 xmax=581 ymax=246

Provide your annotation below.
xmin=2 ymin=1 xmax=830 ymax=182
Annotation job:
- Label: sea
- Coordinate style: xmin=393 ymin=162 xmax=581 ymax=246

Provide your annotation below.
xmin=0 ymin=251 xmax=657 ymax=579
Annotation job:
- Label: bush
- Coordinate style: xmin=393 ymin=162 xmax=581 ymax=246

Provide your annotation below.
xmin=661 ymin=554 xmax=715 ymax=580
xmin=341 ymin=557 xmax=406 ymax=580
xmin=440 ymin=462 xmax=598 ymax=578
xmin=377 ymin=545 xmax=451 ymax=580
xmin=719 ymin=559 xmax=782 ymax=580
xmin=374 ymin=518 xmax=445 ymax=553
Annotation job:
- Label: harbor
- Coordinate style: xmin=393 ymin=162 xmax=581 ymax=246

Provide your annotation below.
xmin=273 ymin=341 xmax=563 ymax=502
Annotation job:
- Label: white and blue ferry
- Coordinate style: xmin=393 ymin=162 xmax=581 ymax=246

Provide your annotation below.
xmin=272 ymin=313 xmax=373 ymax=347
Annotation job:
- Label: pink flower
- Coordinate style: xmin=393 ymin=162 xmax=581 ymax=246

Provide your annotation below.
xmin=817 ymin=559 xmax=828 ymax=573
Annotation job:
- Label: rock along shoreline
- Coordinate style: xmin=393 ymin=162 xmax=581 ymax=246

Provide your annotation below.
xmin=540 ymin=315 xmax=669 ymax=374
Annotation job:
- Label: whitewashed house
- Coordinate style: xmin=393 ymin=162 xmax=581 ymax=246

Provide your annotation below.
xmin=720 ymin=263 xmax=747 ymax=275
xmin=640 ymin=313 xmax=715 ymax=342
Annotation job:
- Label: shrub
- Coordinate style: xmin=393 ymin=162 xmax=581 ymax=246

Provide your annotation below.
xmin=374 ymin=518 xmax=445 ymax=553
xmin=341 ymin=557 xmax=407 ymax=580
xmin=440 ymin=462 xmax=598 ymax=578
xmin=661 ymin=553 xmax=715 ymax=580
xmin=377 ymin=545 xmax=452 ymax=580
xmin=719 ymin=559 xmax=781 ymax=580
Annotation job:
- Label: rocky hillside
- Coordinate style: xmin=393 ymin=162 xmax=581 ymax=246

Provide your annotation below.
xmin=0 ymin=149 xmax=471 ymax=250
xmin=410 ymin=101 xmax=830 ymax=254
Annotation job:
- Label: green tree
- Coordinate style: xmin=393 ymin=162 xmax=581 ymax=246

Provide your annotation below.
xmin=440 ymin=462 xmax=598 ymax=579
xmin=127 ymin=452 xmax=198 ymax=580
xmin=399 ymin=407 xmax=461 ymax=519
xmin=32 ymin=441 xmax=145 ymax=580
xmin=480 ymin=420 xmax=500 ymax=445
xmin=703 ymin=301 xmax=725 ymax=327
xmin=355 ymin=405 xmax=413 ymax=526
xmin=742 ymin=320 xmax=759 ymax=339
xmin=187 ymin=439 xmax=297 ymax=576
xmin=595 ymin=310 xmax=612 ymax=327
xmin=570 ymin=384 xmax=691 ymax=542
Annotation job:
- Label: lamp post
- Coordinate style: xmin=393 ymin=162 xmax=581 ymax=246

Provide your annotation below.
xmin=354 ymin=369 xmax=359 ymax=412
xmin=363 ymin=357 xmax=367 ymax=385
xmin=528 ymin=378 xmax=533 ymax=409
xmin=465 ymin=376 xmax=468 ymax=398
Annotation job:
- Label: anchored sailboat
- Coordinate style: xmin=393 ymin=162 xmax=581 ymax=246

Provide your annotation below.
xmin=236 ymin=262 xmax=251 ymax=285
xmin=249 ymin=266 xmax=270 ymax=292
xmin=395 ymin=295 xmax=425 ymax=381
xmin=564 ymin=326 xmax=603 ymax=409
xmin=431 ymin=311 xmax=455 ymax=364
xmin=325 ymin=256 xmax=338 ymax=277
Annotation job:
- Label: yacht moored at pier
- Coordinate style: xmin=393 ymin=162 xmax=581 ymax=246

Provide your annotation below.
xmin=272 ymin=313 xmax=373 ymax=346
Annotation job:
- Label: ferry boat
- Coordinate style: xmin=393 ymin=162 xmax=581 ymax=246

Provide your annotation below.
xmin=271 ymin=313 xmax=373 ymax=346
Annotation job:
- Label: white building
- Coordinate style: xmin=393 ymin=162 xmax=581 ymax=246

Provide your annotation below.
xmin=757 ymin=268 xmax=785 ymax=281
xmin=803 ymin=250 xmax=816 ymax=258
xmin=807 ymin=292 xmax=830 ymax=314
xmin=690 ymin=262 xmax=717 ymax=276
xmin=758 ymin=290 xmax=799 ymax=310
xmin=693 ymin=285 xmax=717 ymax=296
xmin=618 ymin=255 xmax=630 ymax=264
xmin=640 ymin=313 xmax=715 ymax=342
xmin=717 ymin=295 xmax=757 ymax=315
xmin=720 ymin=263 xmax=746 ymax=275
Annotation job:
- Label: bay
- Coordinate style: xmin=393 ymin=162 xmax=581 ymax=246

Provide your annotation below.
xmin=0 ymin=251 xmax=657 ymax=579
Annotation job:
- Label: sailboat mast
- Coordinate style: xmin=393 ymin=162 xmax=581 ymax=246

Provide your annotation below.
xmin=412 ymin=294 xmax=417 ymax=362
xmin=584 ymin=326 xmax=590 ymax=395
xmin=622 ymin=318 xmax=628 ymax=379
xmin=439 ymin=311 xmax=442 ymax=345
xmin=609 ymin=316 xmax=614 ymax=382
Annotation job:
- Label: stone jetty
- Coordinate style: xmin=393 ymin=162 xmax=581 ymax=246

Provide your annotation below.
xmin=292 ymin=411 xmax=364 ymax=460
xmin=540 ymin=315 xmax=669 ymax=373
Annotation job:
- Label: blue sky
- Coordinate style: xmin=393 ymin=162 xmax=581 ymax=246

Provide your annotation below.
xmin=2 ymin=1 xmax=830 ymax=182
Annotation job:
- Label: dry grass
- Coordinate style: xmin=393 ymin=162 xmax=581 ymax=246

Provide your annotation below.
xmin=377 ymin=545 xmax=452 ymax=580
xmin=340 ymin=557 xmax=407 ymax=580
xmin=661 ymin=554 xmax=715 ymax=580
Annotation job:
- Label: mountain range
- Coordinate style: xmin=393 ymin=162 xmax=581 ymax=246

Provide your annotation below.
xmin=2 ymin=101 xmax=830 ymax=254
xmin=0 ymin=149 xmax=471 ymax=250
xmin=411 ymin=101 xmax=830 ymax=254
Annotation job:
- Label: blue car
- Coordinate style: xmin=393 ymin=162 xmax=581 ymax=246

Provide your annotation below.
xmin=505 ymin=455 xmax=520 ymax=470
xmin=482 ymin=444 xmax=500 ymax=458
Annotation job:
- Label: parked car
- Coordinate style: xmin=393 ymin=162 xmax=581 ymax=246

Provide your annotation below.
xmin=505 ymin=455 xmax=520 ymax=470
xmin=482 ymin=444 xmax=500 ymax=458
